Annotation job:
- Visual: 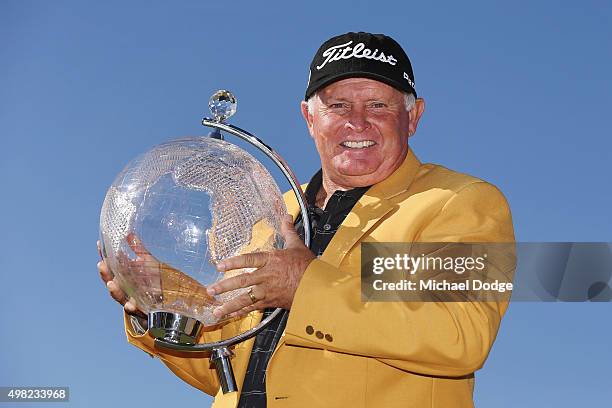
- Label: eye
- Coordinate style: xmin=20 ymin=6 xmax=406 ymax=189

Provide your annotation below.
xmin=369 ymin=102 xmax=387 ymax=109
xmin=329 ymin=103 xmax=348 ymax=109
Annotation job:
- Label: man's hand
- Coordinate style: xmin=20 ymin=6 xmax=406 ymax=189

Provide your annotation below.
xmin=207 ymin=216 xmax=315 ymax=319
xmin=97 ymin=234 xmax=151 ymax=318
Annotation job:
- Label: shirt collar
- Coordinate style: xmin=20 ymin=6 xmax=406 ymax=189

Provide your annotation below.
xmin=303 ymin=169 xmax=371 ymax=209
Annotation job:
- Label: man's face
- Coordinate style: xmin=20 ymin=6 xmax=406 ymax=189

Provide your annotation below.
xmin=301 ymin=78 xmax=424 ymax=189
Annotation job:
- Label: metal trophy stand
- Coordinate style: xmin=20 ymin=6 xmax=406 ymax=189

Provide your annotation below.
xmin=149 ymin=90 xmax=311 ymax=394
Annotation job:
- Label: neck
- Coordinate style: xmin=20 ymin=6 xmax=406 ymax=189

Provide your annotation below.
xmin=316 ymin=172 xmax=352 ymax=208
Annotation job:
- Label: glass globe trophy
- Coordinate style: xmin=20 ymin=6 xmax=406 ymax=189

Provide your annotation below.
xmin=99 ymin=90 xmax=310 ymax=393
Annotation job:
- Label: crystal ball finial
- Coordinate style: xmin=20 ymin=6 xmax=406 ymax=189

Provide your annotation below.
xmin=208 ymin=90 xmax=237 ymax=122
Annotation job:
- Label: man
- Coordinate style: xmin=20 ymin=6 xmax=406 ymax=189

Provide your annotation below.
xmin=98 ymin=32 xmax=514 ymax=407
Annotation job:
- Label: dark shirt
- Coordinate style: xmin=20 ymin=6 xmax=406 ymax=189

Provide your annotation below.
xmin=237 ymin=170 xmax=370 ymax=408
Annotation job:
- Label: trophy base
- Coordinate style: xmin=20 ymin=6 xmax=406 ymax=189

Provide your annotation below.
xmin=148 ymin=311 xmax=203 ymax=344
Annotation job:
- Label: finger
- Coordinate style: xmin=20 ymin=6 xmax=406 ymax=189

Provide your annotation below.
xmin=124 ymin=299 xmax=147 ymax=318
xmin=124 ymin=299 xmax=137 ymax=313
xmin=97 ymin=240 xmax=103 ymax=260
xmin=98 ymin=260 xmax=113 ymax=283
xmin=126 ymin=233 xmax=150 ymax=258
xmin=207 ymin=270 xmax=262 ymax=296
xmin=280 ymin=215 xmax=303 ymax=247
xmin=216 ymin=252 xmax=269 ymax=272
xmin=228 ymin=302 xmax=260 ymax=319
xmin=107 ymin=280 xmax=128 ymax=305
xmin=212 ymin=292 xmax=262 ymax=319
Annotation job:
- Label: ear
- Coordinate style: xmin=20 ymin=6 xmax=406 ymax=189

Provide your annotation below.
xmin=301 ymin=100 xmax=315 ymax=138
xmin=408 ymin=98 xmax=425 ymax=137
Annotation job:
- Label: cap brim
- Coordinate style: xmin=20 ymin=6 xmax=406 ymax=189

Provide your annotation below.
xmin=304 ymin=71 xmax=417 ymax=100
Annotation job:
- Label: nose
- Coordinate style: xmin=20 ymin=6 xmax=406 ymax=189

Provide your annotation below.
xmin=344 ymin=106 xmax=371 ymax=133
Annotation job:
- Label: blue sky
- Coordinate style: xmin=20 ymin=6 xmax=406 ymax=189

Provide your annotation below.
xmin=1 ymin=1 xmax=610 ymax=406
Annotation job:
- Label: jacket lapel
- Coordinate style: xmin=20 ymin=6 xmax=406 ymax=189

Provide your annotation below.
xmin=320 ymin=195 xmax=393 ymax=268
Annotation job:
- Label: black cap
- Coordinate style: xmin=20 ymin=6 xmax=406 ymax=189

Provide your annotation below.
xmin=305 ymin=32 xmax=416 ymax=101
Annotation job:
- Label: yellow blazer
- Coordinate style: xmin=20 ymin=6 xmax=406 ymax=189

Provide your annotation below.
xmin=123 ymin=149 xmax=515 ymax=408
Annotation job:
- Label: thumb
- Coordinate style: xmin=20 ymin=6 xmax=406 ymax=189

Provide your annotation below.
xmin=126 ymin=233 xmax=150 ymax=257
xmin=280 ymin=215 xmax=302 ymax=248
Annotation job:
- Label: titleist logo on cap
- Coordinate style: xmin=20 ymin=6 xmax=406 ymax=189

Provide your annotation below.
xmin=304 ymin=32 xmax=417 ymax=100
xmin=316 ymin=40 xmax=398 ymax=70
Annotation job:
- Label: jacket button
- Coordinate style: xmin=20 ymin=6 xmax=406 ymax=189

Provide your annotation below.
xmin=315 ymin=331 xmax=324 ymax=339
xmin=306 ymin=325 xmax=314 ymax=335
xmin=325 ymin=334 xmax=333 ymax=342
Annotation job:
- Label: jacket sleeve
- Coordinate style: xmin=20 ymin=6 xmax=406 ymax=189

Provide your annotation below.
xmin=283 ymin=181 xmax=515 ymax=377
xmin=123 ymin=311 xmax=221 ymax=396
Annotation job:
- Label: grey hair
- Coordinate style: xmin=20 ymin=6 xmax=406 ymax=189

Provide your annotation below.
xmin=307 ymin=91 xmax=416 ymax=113
xmin=403 ymin=93 xmax=416 ymax=112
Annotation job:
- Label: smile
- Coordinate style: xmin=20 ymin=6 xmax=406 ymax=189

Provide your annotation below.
xmin=340 ymin=140 xmax=377 ymax=149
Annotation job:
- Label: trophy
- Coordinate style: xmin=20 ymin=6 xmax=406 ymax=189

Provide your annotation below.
xmin=99 ymin=90 xmax=310 ymax=393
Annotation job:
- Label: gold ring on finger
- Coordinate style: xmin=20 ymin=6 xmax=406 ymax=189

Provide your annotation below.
xmin=247 ymin=287 xmax=258 ymax=304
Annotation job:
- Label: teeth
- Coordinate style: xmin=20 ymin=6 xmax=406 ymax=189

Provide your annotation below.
xmin=341 ymin=140 xmax=376 ymax=149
